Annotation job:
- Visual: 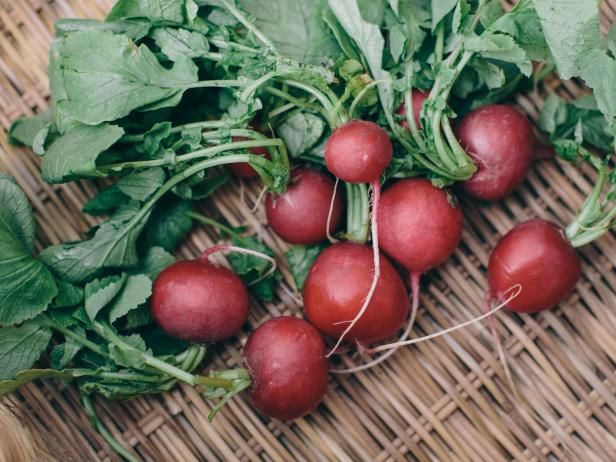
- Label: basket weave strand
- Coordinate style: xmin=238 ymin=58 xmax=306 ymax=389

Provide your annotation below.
xmin=1 ymin=1 xmax=615 ymax=461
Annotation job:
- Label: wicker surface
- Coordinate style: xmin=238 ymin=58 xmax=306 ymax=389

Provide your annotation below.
xmin=1 ymin=1 xmax=616 ymax=461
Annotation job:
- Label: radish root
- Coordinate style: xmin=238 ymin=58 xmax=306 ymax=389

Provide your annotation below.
xmin=199 ymin=244 xmax=277 ymax=285
xmin=326 ymin=181 xmax=382 ymax=357
xmin=326 ymin=177 xmax=340 ymax=243
xmin=331 ymin=273 xmax=421 ymax=374
xmin=368 ymin=284 xmax=522 ymax=353
xmin=251 ymin=185 xmax=268 ymax=213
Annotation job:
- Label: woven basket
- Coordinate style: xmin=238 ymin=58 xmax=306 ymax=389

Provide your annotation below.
xmin=1 ymin=1 xmax=615 ymax=461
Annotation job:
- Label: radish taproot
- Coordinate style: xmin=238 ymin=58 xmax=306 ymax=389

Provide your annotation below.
xmin=456 ymin=105 xmax=534 ymax=200
xmin=303 ymin=242 xmax=409 ymax=346
xmin=324 ymin=120 xmax=393 ymax=353
xmin=488 ymin=219 xmax=581 ymax=313
xmin=266 ymin=168 xmax=343 ymax=244
xmin=243 ymin=317 xmax=329 ymax=420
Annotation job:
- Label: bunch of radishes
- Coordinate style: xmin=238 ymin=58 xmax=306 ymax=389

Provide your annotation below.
xmin=149 ymin=85 xmax=613 ymax=421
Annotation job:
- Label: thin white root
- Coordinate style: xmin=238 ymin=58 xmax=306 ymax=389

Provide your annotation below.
xmin=370 ymin=284 xmax=523 ymax=353
xmin=199 ymin=244 xmax=277 ymax=285
xmin=326 ymin=181 xmax=382 ymax=358
xmin=331 ymin=276 xmax=420 ymax=374
xmin=484 ymin=295 xmax=522 ymax=403
xmin=251 ymin=185 xmax=268 ymax=213
xmin=326 ymin=177 xmax=340 ymax=243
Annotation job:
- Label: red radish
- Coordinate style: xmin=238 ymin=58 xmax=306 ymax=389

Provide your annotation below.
xmin=396 ymin=89 xmax=430 ymax=129
xmin=456 ymin=105 xmax=534 ymax=200
xmin=325 ymin=120 xmax=392 ymax=184
xmin=534 ymin=139 xmax=556 ymax=160
xmin=303 ymin=242 xmax=409 ymax=345
xmin=243 ymin=317 xmax=328 ymax=420
xmin=324 ymin=120 xmax=393 ymax=353
xmin=151 ymin=256 xmax=249 ymax=343
xmin=227 ymin=136 xmax=269 ymax=178
xmin=488 ymin=219 xmax=581 ymax=313
xmin=378 ymin=178 xmax=463 ymax=322
xmin=266 ymin=168 xmax=343 ymax=244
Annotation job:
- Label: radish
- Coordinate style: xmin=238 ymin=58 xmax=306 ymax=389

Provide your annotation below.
xmin=323 ymin=120 xmax=393 ymax=353
xmin=378 ymin=178 xmax=463 ymax=315
xmin=265 ymin=168 xmax=343 ymax=244
xmin=488 ymin=219 xmax=581 ymax=313
xmin=243 ymin=316 xmax=328 ymax=420
xmin=227 ymin=136 xmax=269 ymax=178
xmin=151 ymin=246 xmax=275 ymax=343
xmin=455 ymin=104 xmax=535 ymax=200
xmin=396 ymin=89 xmax=430 ymax=129
xmin=303 ymin=242 xmax=409 ymax=346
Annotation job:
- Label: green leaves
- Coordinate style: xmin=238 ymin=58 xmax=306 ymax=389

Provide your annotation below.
xmin=152 ymin=28 xmax=210 ymax=61
xmin=107 ymin=0 xmax=198 ymax=23
xmin=535 ymin=0 xmax=600 ymax=80
xmin=328 ymin=0 xmax=394 ymax=114
xmin=238 ymin=0 xmax=341 ymax=64
xmin=41 ymin=123 xmax=125 ymax=183
xmin=464 ymin=32 xmax=532 ymax=76
xmin=286 ymin=243 xmax=327 ymax=291
xmin=85 ymin=274 xmax=127 ymax=321
xmin=0 ymin=177 xmax=57 ymax=325
xmin=108 ymin=275 xmax=152 ymax=324
xmin=144 ymin=196 xmax=193 ymax=251
xmin=116 ymin=168 xmax=166 ymax=201
xmin=0 ymin=322 xmax=52 ymax=380
xmin=431 ymin=0 xmax=457 ymax=30
xmin=40 ymin=202 xmax=151 ymax=284
xmin=53 ymin=31 xmax=199 ymax=125
xmin=276 ymin=112 xmax=326 ymax=158
xmin=8 ymin=110 xmax=53 ymax=148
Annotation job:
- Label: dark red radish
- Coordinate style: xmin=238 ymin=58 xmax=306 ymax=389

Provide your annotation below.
xmin=303 ymin=242 xmax=409 ymax=346
xmin=456 ymin=105 xmax=534 ymax=201
xmin=488 ymin=219 xmax=581 ymax=313
xmin=151 ymin=254 xmax=249 ymax=343
xmin=325 ymin=120 xmax=392 ymax=184
xmin=323 ymin=120 xmax=394 ymax=353
xmin=396 ymin=89 xmax=430 ymax=129
xmin=227 ymin=136 xmax=269 ymax=178
xmin=378 ymin=178 xmax=464 ymax=321
xmin=243 ymin=317 xmax=329 ymax=420
xmin=534 ymin=139 xmax=556 ymax=160
xmin=266 ymin=168 xmax=343 ymax=244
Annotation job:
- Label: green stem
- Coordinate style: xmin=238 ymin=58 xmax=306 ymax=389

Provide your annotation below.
xmin=187 ymin=212 xmax=239 ymax=238
xmin=219 ymin=0 xmax=278 ymax=53
xmin=278 ymin=79 xmax=339 ymax=127
xmin=264 ymin=86 xmax=330 ymax=119
xmin=121 ymin=117 xmax=253 ymax=143
xmin=99 ymin=371 xmax=162 ymax=383
xmin=102 ymin=139 xmax=283 ymax=172
xmin=182 ymin=79 xmax=245 ymax=90
xmin=41 ymin=315 xmax=110 ymax=359
xmin=82 ymin=395 xmax=140 ymax=462
xmin=344 ymin=183 xmax=370 ymax=243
